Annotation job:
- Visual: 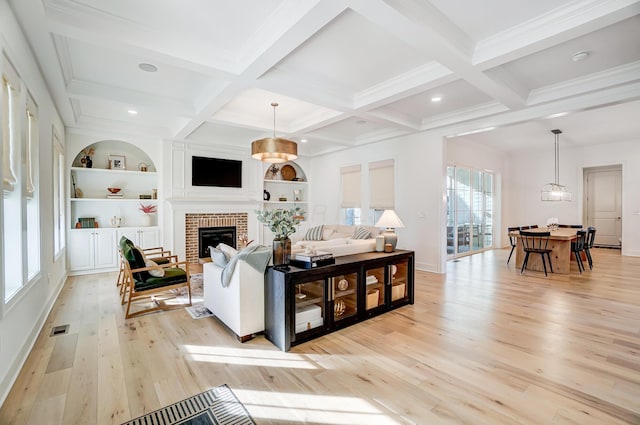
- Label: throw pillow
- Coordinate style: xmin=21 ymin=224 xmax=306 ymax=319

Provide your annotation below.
xmin=210 ymin=246 xmax=229 ymax=267
xmin=217 ymin=243 xmax=238 ymax=260
xmin=303 ymin=225 xmax=324 ymax=241
xmin=352 ymin=227 xmax=373 ymax=240
xmin=145 ymin=259 xmax=165 ymax=277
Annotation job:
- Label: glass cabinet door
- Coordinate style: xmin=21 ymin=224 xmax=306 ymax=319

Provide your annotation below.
xmin=390 ymin=259 xmax=409 ymax=302
xmin=331 ymin=272 xmax=358 ymax=322
xmin=294 ymin=279 xmax=325 ymax=335
xmin=364 ymin=265 xmax=386 ymax=311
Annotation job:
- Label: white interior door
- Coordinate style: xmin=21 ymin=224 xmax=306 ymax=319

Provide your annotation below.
xmin=585 ymin=166 xmax=622 ymax=246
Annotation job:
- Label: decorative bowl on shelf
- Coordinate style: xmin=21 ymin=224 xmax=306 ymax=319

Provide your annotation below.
xmin=107 ymin=187 xmax=121 ymax=194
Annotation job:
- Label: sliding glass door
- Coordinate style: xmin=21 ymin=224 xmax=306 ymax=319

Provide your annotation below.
xmin=447 ymin=166 xmax=494 ymax=257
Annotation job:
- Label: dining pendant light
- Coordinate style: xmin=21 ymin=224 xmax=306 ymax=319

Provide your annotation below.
xmin=251 ymin=102 xmax=298 ymax=163
xmin=541 ymin=129 xmax=572 ymax=201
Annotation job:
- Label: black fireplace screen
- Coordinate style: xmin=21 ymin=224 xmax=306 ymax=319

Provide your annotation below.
xmin=198 ymin=226 xmax=236 ymax=258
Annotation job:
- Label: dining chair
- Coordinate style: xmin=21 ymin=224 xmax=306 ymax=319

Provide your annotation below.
xmin=559 ymin=224 xmax=583 ymax=228
xmin=571 ymin=230 xmax=587 ymax=273
xmin=507 ymin=226 xmax=520 ymax=265
xmin=584 ymin=227 xmax=596 ymax=270
xmin=519 ymin=230 xmax=554 ymax=276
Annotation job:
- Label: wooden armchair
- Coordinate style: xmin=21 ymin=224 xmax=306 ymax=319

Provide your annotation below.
xmin=117 ymin=236 xmax=177 ymax=294
xmin=120 ymin=244 xmax=192 ymax=319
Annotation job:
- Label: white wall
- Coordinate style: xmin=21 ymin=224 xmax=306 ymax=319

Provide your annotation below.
xmin=503 ymin=140 xmax=640 ymax=256
xmin=0 ymin=0 xmax=66 ymax=404
xmin=309 ymin=133 xmax=446 ymax=273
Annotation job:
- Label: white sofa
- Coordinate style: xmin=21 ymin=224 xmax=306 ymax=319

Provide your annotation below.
xmin=203 ymin=260 xmax=265 ymax=342
xmin=291 ymin=224 xmax=379 ymax=257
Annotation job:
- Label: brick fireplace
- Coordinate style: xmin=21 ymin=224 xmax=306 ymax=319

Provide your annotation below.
xmin=185 ymin=213 xmax=248 ymax=263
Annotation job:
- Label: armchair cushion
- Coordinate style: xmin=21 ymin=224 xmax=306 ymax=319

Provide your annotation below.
xmin=134 ymin=267 xmax=187 ymax=291
xmin=121 ymin=245 xmax=151 ymax=282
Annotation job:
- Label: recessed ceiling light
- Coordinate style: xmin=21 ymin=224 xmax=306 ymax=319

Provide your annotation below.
xmin=138 ymin=63 xmax=158 ymax=72
xmin=431 ymin=96 xmax=442 ymax=102
xmin=571 ymin=51 xmax=589 ymax=62
xmin=127 ymin=109 xmax=138 ymax=115
xmin=301 ymin=139 xmax=308 ymax=143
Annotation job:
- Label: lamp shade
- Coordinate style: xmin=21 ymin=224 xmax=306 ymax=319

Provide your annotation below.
xmin=375 ymin=209 xmax=405 ymax=229
xmin=251 ymin=102 xmax=298 ymax=163
xmin=251 ymin=137 xmax=297 ymax=163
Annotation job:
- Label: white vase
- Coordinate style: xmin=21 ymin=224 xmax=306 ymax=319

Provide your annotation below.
xmin=141 ymin=214 xmax=152 ymax=227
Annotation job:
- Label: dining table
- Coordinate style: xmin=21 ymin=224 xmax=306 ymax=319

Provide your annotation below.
xmin=509 ymin=227 xmax=579 ymax=274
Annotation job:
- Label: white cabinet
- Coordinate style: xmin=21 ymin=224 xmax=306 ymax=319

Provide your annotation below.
xmin=68 ymin=228 xmax=118 ymax=273
xmin=116 ymin=227 xmax=159 ymax=249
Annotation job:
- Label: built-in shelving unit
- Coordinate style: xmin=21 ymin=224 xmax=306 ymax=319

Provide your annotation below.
xmin=68 ymin=141 xmax=159 ymax=275
xmin=262 ymin=161 xmax=308 ymax=213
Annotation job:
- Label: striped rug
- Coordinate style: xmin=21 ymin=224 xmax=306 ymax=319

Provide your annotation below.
xmin=121 ymin=384 xmax=255 ymax=425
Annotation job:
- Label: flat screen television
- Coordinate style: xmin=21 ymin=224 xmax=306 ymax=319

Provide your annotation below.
xmin=191 ymin=156 xmax=242 ymax=188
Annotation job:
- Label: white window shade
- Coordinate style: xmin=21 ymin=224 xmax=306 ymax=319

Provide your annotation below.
xmin=341 ymin=164 xmax=361 ymax=208
xmin=369 ymin=159 xmax=395 ymax=209
xmin=26 ymin=93 xmax=38 ymax=198
xmin=2 ymin=75 xmax=18 ymax=192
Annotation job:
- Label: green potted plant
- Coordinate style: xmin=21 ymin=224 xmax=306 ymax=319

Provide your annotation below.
xmin=256 ymin=207 xmax=304 ymax=267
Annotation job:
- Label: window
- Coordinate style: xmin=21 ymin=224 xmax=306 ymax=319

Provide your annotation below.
xmin=3 ymin=56 xmax=23 ymax=301
xmin=26 ymin=93 xmax=40 ymax=279
xmin=53 ymin=129 xmax=65 ymax=257
xmin=341 ymin=164 xmax=361 ymax=225
xmin=447 ymin=165 xmax=494 ymax=257
xmin=2 ymin=55 xmax=42 ymax=302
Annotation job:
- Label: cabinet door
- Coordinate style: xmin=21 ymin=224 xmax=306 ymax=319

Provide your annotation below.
xmin=331 ymin=272 xmax=359 ymax=324
xmin=117 ymin=228 xmax=139 ymax=245
xmin=138 ymin=228 xmax=159 ymax=249
xmin=389 ymin=259 xmax=410 ymax=304
xmin=363 ymin=264 xmax=386 ymax=312
xmin=293 ymin=278 xmax=326 ymax=339
xmin=68 ymin=230 xmax=96 ymax=271
xmin=94 ymin=229 xmax=118 ymax=269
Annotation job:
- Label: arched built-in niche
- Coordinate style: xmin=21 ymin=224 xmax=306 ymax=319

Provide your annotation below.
xmin=72 ymin=140 xmax=156 ymax=172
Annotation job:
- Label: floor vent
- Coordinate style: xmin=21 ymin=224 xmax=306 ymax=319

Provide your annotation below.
xmin=50 ymin=324 xmax=69 ymax=337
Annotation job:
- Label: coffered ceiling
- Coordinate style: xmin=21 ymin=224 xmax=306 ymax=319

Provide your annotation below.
xmin=8 ymin=0 xmax=640 ymax=156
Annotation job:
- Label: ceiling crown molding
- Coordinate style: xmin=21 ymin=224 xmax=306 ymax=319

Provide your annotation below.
xmin=473 ymin=0 xmax=640 ymax=67
xmin=527 ymin=60 xmax=640 ymax=105
xmin=354 ymin=61 xmax=454 ymax=109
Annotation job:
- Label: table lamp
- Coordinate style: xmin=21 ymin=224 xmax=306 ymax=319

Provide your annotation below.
xmin=375 ymin=209 xmax=405 ymax=251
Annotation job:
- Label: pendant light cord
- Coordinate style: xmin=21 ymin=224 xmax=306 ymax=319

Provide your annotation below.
xmin=271 ymin=102 xmax=278 ymax=138
xmin=552 ymin=129 xmax=562 ymax=185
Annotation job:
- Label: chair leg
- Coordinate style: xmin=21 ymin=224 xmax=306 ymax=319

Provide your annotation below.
xmin=546 ymin=253 xmax=554 ymax=273
xmin=540 ymin=253 xmax=548 ymax=277
xmin=507 ymin=246 xmax=515 ymax=265
xmin=578 ymin=252 xmax=585 ymax=273
xmin=585 ymin=248 xmax=593 ymax=270
xmin=574 ymin=252 xmax=583 ymax=273
xmin=521 ymin=252 xmax=529 ymax=274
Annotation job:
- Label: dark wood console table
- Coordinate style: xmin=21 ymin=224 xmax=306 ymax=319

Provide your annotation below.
xmin=265 ymin=250 xmax=415 ymax=351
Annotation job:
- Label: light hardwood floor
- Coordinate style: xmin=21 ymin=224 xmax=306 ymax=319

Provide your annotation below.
xmin=1 ymin=248 xmax=639 ymax=424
